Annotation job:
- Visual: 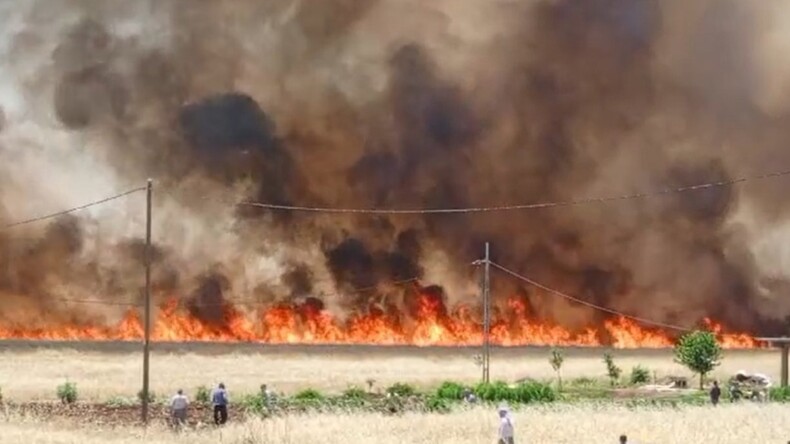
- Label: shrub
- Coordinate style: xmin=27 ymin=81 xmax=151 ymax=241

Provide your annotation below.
xmin=240 ymin=393 xmax=268 ymax=414
xmin=603 ymin=353 xmax=622 ymax=387
xmin=137 ymin=390 xmax=156 ymax=404
xmin=57 ymin=382 xmax=78 ymax=404
xmin=0 ymin=386 xmax=3 ymax=404
xmin=770 ymin=386 xmax=790 ymax=402
xmin=630 ymin=366 xmax=651 ymax=385
xmin=512 ymin=381 xmax=557 ymax=403
xmin=342 ymin=386 xmax=368 ymax=400
xmin=386 ymin=382 xmax=417 ymax=397
xmin=436 ymin=381 xmax=468 ymax=400
xmin=294 ymin=388 xmax=324 ymax=401
xmin=549 ymin=348 xmax=565 ymax=390
xmin=195 ymin=385 xmax=211 ymax=404
xmin=106 ymin=396 xmax=134 ymax=407
xmin=425 ymin=395 xmax=451 ymax=413
xmin=474 ymin=381 xmax=512 ymax=402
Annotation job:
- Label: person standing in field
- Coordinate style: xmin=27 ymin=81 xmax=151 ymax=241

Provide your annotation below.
xmin=710 ymin=380 xmax=721 ymax=406
xmin=169 ymin=389 xmax=189 ymax=429
xmin=497 ymin=404 xmax=515 ymax=444
xmin=212 ymin=383 xmax=229 ymax=425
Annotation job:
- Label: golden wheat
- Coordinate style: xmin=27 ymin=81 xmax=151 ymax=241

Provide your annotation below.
xmin=1 ymin=404 xmax=788 ymax=444
xmin=0 ymin=348 xmax=781 ymax=401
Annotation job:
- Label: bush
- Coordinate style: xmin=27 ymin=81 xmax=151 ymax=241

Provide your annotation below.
xmin=57 ymin=382 xmax=78 ymax=404
xmin=512 ymin=381 xmax=556 ymax=403
xmin=0 ymin=386 xmax=3 ymax=404
xmin=294 ymin=388 xmax=324 ymax=401
xmin=137 ymin=390 xmax=156 ymax=404
xmin=195 ymin=385 xmax=211 ymax=404
xmin=770 ymin=386 xmax=790 ymax=402
xmin=436 ymin=381 xmax=468 ymax=400
xmin=386 ymin=383 xmax=417 ymax=397
xmin=425 ymin=395 xmax=451 ymax=413
xmin=603 ymin=353 xmax=622 ymax=387
xmin=106 ymin=396 xmax=134 ymax=407
xmin=240 ymin=393 xmax=268 ymax=414
xmin=342 ymin=386 xmax=368 ymax=400
xmin=473 ymin=381 xmax=556 ymax=403
xmin=474 ymin=381 xmax=512 ymax=402
xmin=630 ymin=366 xmax=651 ymax=385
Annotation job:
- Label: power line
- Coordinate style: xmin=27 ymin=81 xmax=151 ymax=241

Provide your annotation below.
xmin=55 ymin=298 xmax=140 ymax=307
xmin=49 ymin=277 xmax=421 ymax=309
xmin=487 ymin=260 xmax=691 ymax=332
xmin=237 ymin=168 xmax=790 ymax=214
xmin=2 ymin=187 xmax=147 ymax=230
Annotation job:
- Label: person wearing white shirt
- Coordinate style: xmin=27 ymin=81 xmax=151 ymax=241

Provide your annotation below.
xmin=498 ymin=405 xmax=515 ymax=444
xmin=170 ymin=389 xmax=189 ymax=428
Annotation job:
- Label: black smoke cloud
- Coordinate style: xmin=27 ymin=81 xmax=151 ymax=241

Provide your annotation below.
xmin=1 ymin=0 xmax=790 ymax=337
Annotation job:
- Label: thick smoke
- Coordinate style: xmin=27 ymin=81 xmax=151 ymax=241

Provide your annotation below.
xmin=2 ymin=0 xmax=790 ymax=337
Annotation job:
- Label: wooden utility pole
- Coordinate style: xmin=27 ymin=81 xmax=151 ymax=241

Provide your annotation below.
xmin=141 ymin=179 xmax=153 ymax=424
xmin=482 ymin=242 xmax=491 ymax=383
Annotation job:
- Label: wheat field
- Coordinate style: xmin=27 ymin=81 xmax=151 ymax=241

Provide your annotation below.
xmin=0 ymin=346 xmax=782 ymax=401
xmin=1 ymin=404 xmax=788 ymax=444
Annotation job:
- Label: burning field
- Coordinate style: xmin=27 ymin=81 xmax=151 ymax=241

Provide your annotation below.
xmin=0 ymin=287 xmax=758 ymax=348
xmin=1 ymin=0 xmax=790 ymax=349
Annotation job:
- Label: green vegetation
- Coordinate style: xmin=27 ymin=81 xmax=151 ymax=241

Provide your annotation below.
xmin=436 ymin=381 xmax=468 ymax=400
xmin=674 ymin=330 xmax=722 ymax=390
xmin=473 ymin=381 xmax=556 ymax=403
xmin=57 ymin=382 xmax=78 ymax=404
xmin=195 ymin=385 xmax=211 ymax=404
xmin=549 ymin=348 xmax=565 ymax=390
xmin=386 ymin=382 xmax=417 ymax=397
xmin=106 ymin=396 xmax=135 ymax=407
xmin=629 ymin=365 xmax=651 ymax=385
xmin=136 ymin=390 xmax=156 ymax=404
xmin=294 ymin=388 xmax=324 ymax=401
xmin=769 ymin=386 xmax=790 ymax=402
xmin=603 ymin=353 xmax=622 ymax=387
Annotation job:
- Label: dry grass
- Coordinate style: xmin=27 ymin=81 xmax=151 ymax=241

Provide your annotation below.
xmin=1 ymin=404 xmax=789 ymax=443
xmin=0 ymin=347 xmax=782 ymax=401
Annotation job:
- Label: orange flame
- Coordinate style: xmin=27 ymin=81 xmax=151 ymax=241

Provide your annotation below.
xmin=0 ymin=287 xmax=761 ymax=348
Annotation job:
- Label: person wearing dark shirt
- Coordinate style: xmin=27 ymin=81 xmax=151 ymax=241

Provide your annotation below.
xmin=710 ymin=380 xmax=721 ymax=406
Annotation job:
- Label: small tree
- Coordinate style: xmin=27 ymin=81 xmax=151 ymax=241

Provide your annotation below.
xmin=629 ymin=365 xmax=650 ymax=385
xmin=603 ymin=353 xmax=621 ymax=387
xmin=674 ymin=330 xmax=722 ymax=390
xmin=549 ymin=348 xmax=565 ymax=390
xmin=57 ymin=382 xmax=78 ymax=404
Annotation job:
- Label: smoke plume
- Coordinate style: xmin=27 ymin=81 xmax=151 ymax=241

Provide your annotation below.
xmin=2 ymin=0 xmax=790 ymax=337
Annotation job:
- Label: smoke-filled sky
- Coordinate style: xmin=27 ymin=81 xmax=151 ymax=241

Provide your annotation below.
xmin=2 ymin=0 xmax=790 ymax=335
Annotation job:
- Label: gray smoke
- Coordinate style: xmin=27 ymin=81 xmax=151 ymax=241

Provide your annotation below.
xmin=1 ymin=0 xmax=790 ymax=337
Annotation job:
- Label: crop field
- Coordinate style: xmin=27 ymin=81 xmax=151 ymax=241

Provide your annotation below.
xmin=2 ymin=403 xmax=790 ymax=444
xmin=0 ymin=344 xmax=787 ymax=443
xmin=0 ymin=344 xmax=782 ymax=401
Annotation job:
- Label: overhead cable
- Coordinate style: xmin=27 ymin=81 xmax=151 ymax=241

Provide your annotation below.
xmin=2 ymin=186 xmax=147 ymax=230
xmin=238 ymin=169 xmax=790 ymax=214
xmin=487 ymin=260 xmax=691 ymax=332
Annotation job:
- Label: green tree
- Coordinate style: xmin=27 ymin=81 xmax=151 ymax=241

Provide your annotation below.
xmin=549 ymin=348 xmax=565 ymax=390
xmin=603 ymin=353 xmax=621 ymax=387
xmin=674 ymin=330 xmax=722 ymax=390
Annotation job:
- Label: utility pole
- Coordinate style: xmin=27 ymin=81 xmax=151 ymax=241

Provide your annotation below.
xmin=482 ymin=242 xmax=491 ymax=383
xmin=141 ymin=179 xmax=152 ymax=424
